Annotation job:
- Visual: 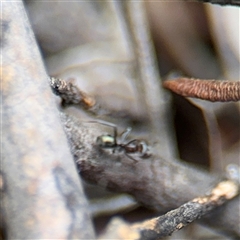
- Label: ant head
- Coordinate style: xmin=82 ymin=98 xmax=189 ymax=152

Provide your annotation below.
xmin=96 ymin=134 xmax=116 ymax=148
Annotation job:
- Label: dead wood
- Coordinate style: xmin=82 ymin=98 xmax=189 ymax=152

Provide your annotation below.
xmin=61 ymin=112 xmax=240 ymax=238
xmin=99 ymin=180 xmax=239 ymax=239
xmin=1 ymin=1 xmax=94 ymax=239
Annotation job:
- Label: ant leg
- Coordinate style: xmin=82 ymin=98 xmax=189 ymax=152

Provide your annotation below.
xmin=125 ymin=139 xmax=138 ymax=145
xmin=120 ymin=127 xmax=132 ymax=144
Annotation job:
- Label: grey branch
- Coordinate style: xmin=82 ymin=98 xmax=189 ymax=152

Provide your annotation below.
xmin=134 ymin=180 xmax=239 ymax=239
xmin=99 ymin=180 xmax=239 ymax=239
xmin=61 ymin=112 xmax=240 ymax=238
xmin=1 ymin=2 xmax=94 ymax=239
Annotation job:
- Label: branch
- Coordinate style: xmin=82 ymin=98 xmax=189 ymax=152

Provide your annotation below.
xmin=99 ymin=180 xmax=239 ymax=239
xmin=61 ymin=113 xmax=240 ymax=237
xmin=1 ymin=2 xmax=94 ymax=239
xmin=49 ymin=77 xmax=116 ymax=117
xmin=163 ymin=78 xmax=240 ymax=102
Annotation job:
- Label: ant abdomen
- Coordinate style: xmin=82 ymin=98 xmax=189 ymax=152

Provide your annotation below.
xmin=124 ymin=140 xmax=150 ymax=158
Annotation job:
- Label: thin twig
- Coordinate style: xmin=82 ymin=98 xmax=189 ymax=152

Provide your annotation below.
xmin=124 ymin=0 xmax=177 ymax=159
xmin=163 ymin=78 xmax=240 ymax=102
xmin=50 ymin=77 xmax=96 ymax=108
xmin=132 ymin=180 xmax=239 ymax=239
xmin=49 ymin=77 xmax=139 ymax=119
xmin=99 ymin=180 xmax=239 ymax=239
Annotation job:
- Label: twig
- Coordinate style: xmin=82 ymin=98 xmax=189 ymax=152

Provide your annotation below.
xmin=49 ymin=77 xmax=137 ymax=119
xmin=132 ymin=180 xmax=239 ymax=239
xmin=163 ymin=78 xmax=240 ymax=102
xmin=124 ymin=0 xmax=177 ymax=159
xmin=99 ymin=180 xmax=239 ymax=239
xmin=50 ymin=77 xmax=96 ymax=108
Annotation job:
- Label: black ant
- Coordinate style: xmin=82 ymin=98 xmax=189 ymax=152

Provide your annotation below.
xmin=92 ymin=120 xmax=151 ymax=161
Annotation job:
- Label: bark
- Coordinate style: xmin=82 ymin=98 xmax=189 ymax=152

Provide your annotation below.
xmin=1 ymin=2 xmax=94 ymax=239
xmin=99 ymin=180 xmax=239 ymax=239
xmin=61 ymin=112 xmax=240 ymax=238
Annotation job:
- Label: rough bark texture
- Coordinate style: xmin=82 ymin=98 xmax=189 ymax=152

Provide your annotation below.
xmin=99 ymin=180 xmax=239 ymax=239
xmin=163 ymin=78 xmax=240 ymax=102
xmin=61 ymin=112 xmax=240 ymax=238
xmin=1 ymin=2 xmax=94 ymax=239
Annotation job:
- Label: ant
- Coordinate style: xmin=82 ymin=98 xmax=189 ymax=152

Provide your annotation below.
xmin=92 ymin=120 xmax=151 ymax=161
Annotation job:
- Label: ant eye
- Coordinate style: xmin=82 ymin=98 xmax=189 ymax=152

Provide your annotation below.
xmin=96 ymin=135 xmax=115 ymax=148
